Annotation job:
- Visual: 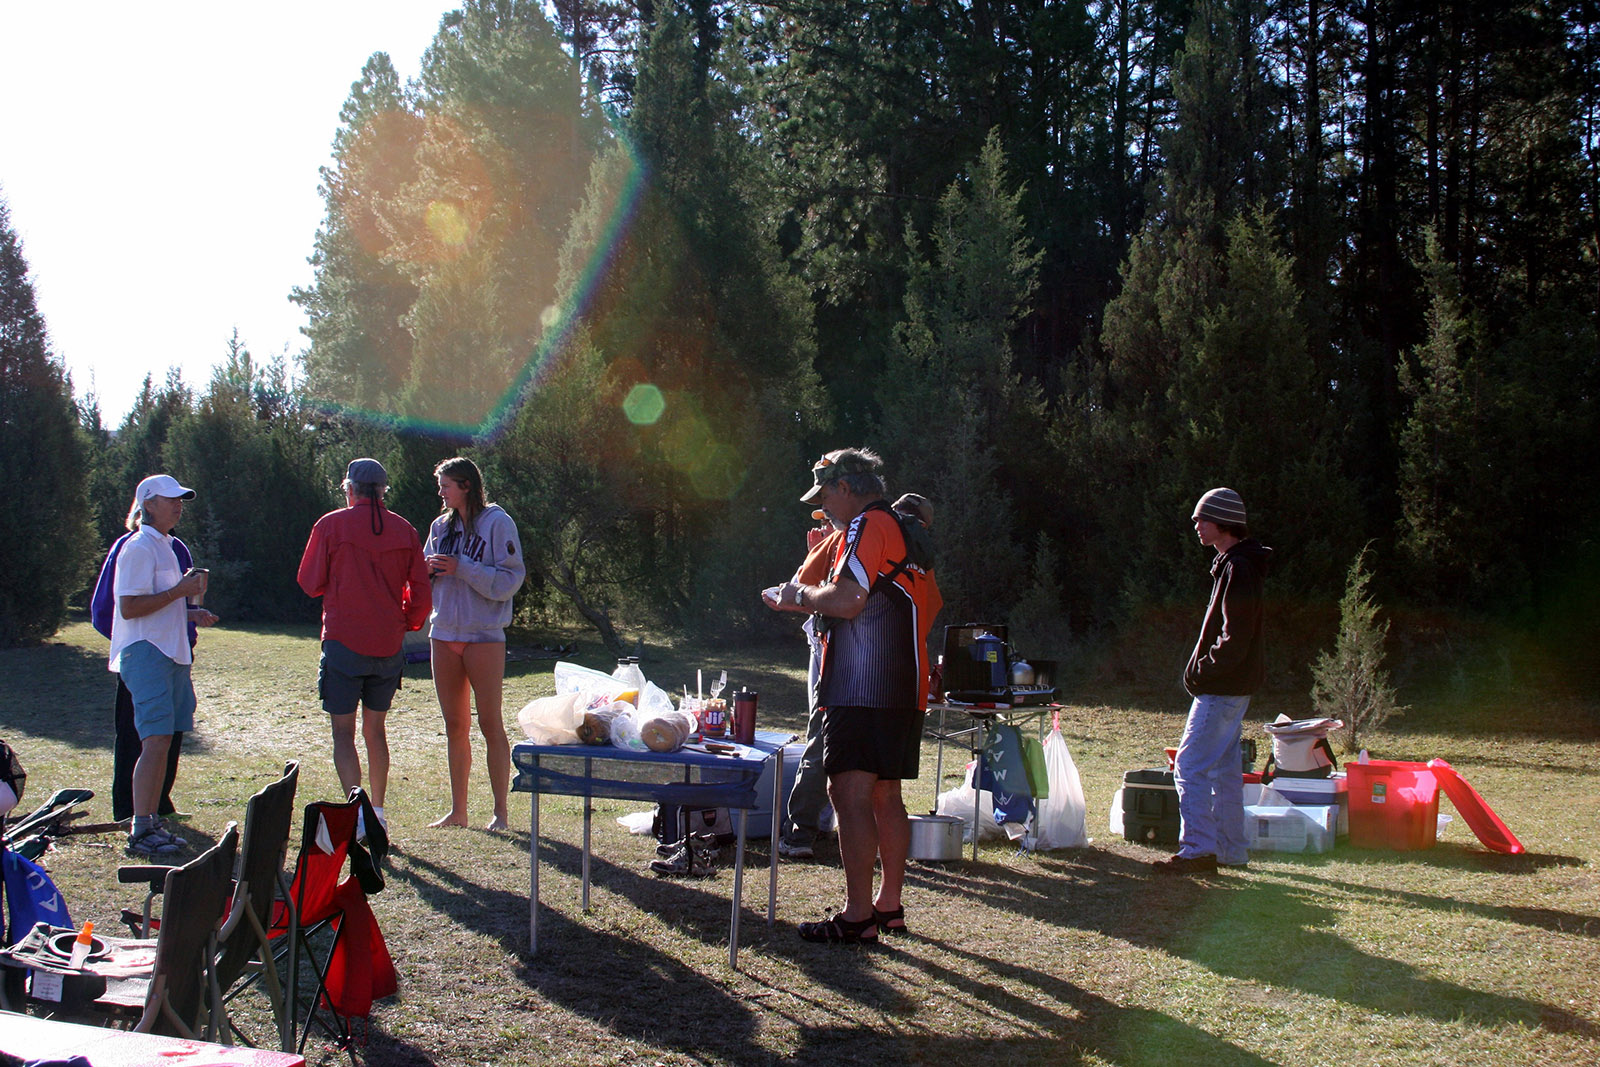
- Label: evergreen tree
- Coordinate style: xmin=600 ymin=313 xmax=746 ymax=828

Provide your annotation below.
xmin=394 ymin=0 xmax=604 ymax=432
xmin=493 ymin=324 xmax=642 ymax=651
xmin=1184 ymin=206 xmax=1360 ymax=595
xmin=0 ymin=195 xmax=95 ymax=645
xmin=1396 ymin=229 xmax=1488 ymax=603
xmin=98 ymin=370 xmax=193 ymax=546
xmin=294 ymin=54 xmax=424 ymax=412
xmin=164 ymin=334 xmax=328 ymax=621
xmin=532 ymin=3 xmax=822 ymax=636
xmin=1311 ymin=545 xmax=1403 ymax=753
xmin=1097 ymin=197 xmax=1219 ymax=609
xmin=879 ymin=129 xmax=1041 ymax=624
xmin=1096 ymin=7 xmax=1358 ymax=615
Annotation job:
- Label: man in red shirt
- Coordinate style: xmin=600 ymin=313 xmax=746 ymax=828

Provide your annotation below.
xmin=298 ymin=459 xmax=430 ymax=833
xmin=766 ymin=448 xmax=941 ymax=944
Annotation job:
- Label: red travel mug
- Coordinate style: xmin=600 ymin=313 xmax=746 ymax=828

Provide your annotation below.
xmin=732 ymin=689 xmax=757 ymax=744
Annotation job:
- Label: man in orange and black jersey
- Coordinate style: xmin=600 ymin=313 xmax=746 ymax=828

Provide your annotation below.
xmin=764 ymin=448 xmax=941 ymax=944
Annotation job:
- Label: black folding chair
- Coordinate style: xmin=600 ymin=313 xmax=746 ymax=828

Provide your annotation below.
xmin=3 ymin=824 xmax=241 ymax=1038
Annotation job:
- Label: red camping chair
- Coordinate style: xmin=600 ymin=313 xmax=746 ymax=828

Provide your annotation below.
xmin=268 ymin=787 xmax=395 ymax=1058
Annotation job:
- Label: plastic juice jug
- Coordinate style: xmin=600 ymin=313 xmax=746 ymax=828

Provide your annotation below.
xmin=612 ymin=657 xmax=646 ymax=692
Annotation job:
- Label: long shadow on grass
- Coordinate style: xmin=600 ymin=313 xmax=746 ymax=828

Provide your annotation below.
xmin=0 ymin=633 xmax=214 ymax=759
xmin=383 ymin=834 xmax=859 ymax=1061
xmin=907 ymin=847 xmax=1596 ymax=1038
xmin=1263 ymin=848 xmax=1599 ymax=939
xmin=301 ymin=1025 xmax=437 ymax=1067
xmin=389 ymin=824 xmax=819 ymax=953
xmin=1 ymin=638 xmax=130 ymax=748
xmin=868 ymin=939 xmax=1281 ymax=1067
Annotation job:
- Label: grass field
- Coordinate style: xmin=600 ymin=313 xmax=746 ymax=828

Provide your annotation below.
xmin=3 ymin=619 xmax=1597 ymax=1066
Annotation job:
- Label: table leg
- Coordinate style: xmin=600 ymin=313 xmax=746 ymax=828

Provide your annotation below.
xmin=730 ymin=808 xmax=747 ymax=969
xmin=529 ymin=787 xmax=541 ymax=956
xmin=582 ymin=798 xmax=593 ymax=912
xmin=972 ymin=727 xmax=983 ymax=863
xmin=768 ymin=743 xmax=782 ymax=925
xmin=582 ymin=756 xmax=594 ymax=911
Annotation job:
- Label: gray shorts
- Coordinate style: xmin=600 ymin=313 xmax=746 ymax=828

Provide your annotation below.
xmin=319 ymin=639 xmax=403 ymax=715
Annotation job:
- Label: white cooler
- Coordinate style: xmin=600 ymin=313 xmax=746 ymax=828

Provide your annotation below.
xmin=1270 ymin=772 xmax=1349 ymax=836
xmin=1244 ymin=803 xmax=1338 ymax=853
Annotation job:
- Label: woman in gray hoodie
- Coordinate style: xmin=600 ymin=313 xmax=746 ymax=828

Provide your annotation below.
xmin=425 ymin=457 xmax=525 ymax=830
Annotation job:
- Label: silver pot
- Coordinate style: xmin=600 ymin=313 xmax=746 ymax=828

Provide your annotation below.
xmin=907 ymin=813 xmax=965 ymax=861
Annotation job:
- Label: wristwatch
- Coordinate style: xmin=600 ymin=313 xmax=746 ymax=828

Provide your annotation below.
xmin=792 ymin=584 xmax=805 ymax=607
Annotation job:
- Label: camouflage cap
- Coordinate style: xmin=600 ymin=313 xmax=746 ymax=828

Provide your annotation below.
xmin=800 ymin=448 xmax=882 ymax=503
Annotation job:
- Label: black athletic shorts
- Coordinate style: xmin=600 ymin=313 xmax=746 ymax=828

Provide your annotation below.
xmin=318 ymin=639 xmax=404 ymax=715
xmin=821 ymin=706 xmax=923 ymax=780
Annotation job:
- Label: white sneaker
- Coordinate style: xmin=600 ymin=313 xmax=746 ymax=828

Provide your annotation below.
xmin=777 ymin=839 xmax=815 ymax=860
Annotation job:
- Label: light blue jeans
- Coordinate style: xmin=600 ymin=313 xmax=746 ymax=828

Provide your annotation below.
xmin=1174 ymin=693 xmax=1251 ymax=865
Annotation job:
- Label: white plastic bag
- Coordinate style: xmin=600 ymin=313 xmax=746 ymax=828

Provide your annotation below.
xmin=1243 ymin=782 xmax=1292 ymax=806
xmin=1031 ymin=727 xmax=1089 ymax=850
xmin=637 ymin=681 xmax=675 ymax=719
xmin=554 ymin=660 xmax=627 ymax=703
xmin=517 ymin=691 xmax=585 ymax=745
xmin=935 ymin=760 xmax=1008 ymax=842
xmin=616 ymin=809 xmax=655 ymax=835
xmin=609 ymin=709 xmax=649 ymax=751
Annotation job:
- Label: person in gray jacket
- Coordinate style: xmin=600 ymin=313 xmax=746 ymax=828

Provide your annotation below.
xmin=425 ymin=456 xmax=525 ymax=831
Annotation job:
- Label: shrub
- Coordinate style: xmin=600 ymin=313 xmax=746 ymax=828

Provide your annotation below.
xmin=1311 ymin=545 xmax=1404 ymax=751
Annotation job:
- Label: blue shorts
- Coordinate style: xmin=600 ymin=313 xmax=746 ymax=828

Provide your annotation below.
xmin=120 ymin=641 xmax=197 ymax=739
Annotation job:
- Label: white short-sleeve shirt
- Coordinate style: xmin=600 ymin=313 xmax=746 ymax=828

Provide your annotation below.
xmin=110 ymin=525 xmax=191 ymax=670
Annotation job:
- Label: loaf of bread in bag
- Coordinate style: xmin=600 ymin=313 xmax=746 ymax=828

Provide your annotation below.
xmin=640 ymin=711 xmax=694 ymax=752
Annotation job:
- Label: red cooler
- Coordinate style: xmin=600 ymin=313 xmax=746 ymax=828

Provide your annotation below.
xmin=1347 ymin=759 xmax=1440 ymax=850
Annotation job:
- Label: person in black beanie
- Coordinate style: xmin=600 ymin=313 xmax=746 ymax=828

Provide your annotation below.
xmin=1153 ymin=487 xmax=1272 ymax=876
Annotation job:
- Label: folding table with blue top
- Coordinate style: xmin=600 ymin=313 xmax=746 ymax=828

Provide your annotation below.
xmin=511 ymin=728 xmax=795 ymax=968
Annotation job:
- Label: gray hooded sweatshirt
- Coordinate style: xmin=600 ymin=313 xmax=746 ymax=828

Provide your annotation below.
xmin=425 ymin=504 xmax=525 ymax=642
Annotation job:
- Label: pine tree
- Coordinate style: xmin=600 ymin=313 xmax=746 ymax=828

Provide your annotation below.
xmin=879 ymin=129 xmax=1040 ymax=623
xmin=164 ymin=334 xmax=327 ymax=621
xmin=1396 ymin=229 xmax=1486 ymax=602
xmin=395 ymin=0 xmax=604 ymax=433
xmin=1311 ymin=546 xmax=1404 ymax=753
xmin=1185 ymin=207 xmax=1361 ymax=595
xmin=534 ymin=3 xmax=822 ymax=636
xmin=0 ymin=195 xmax=95 ymax=645
xmin=293 ymin=54 xmax=423 ymax=413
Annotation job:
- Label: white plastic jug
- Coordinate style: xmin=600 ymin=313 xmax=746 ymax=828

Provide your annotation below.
xmin=611 ymin=657 xmax=647 ymax=693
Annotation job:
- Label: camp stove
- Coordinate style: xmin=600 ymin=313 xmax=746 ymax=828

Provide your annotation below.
xmin=995 ymin=683 xmax=1058 ymax=707
xmin=939 ymin=624 xmax=1057 ymax=706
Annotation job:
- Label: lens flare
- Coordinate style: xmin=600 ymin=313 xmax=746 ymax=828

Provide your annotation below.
xmin=303 ymin=68 xmax=646 ymax=440
xmin=424 ymin=200 xmax=472 ymax=249
xmin=622 ymin=383 xmax=665 ymax=425
xmin=688 ymin=443 xmax=747 ymax=500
